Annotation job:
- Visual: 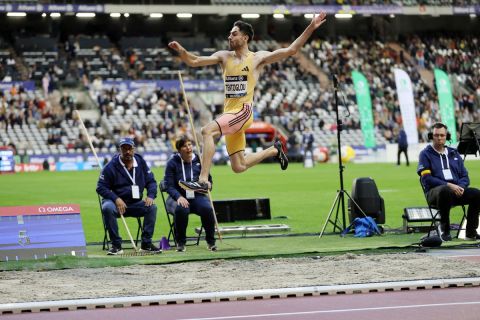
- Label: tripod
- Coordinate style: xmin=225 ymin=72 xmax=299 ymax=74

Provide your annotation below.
xmin=320 ymin=75 xmax=368 ymax=237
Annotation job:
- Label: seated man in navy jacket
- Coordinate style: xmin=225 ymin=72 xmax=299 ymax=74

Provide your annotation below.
xmin=417 ymin=122 xmax=480 ymax=241
xmin=96 ymin=137 xmax=161 ymax=255
xmin=163 ymin=135 xmax=216 ymax=252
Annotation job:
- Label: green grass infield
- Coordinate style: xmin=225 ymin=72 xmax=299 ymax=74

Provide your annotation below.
xmin=1 ymin=161 xmax=479 ymax=270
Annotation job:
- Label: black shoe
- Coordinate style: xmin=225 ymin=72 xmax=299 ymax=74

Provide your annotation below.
xmin=465 ymin=233 xmax=480 ymax=241
xmin=179 ymin=180 xmax=209 ymax=194
xmin=176 ymin=244 xmax=186 ymax=252
xmin=441 ymin=233 xmax=452 ymax=242
xmin=208 ymin=243 xmax=217 ymax=252
xmin=141 ymin=242 xmax=162 ymax=253
xmin=107 ymin=245 xmax=123 ymax=255
xmin=274 ymin=139 xmax=288 ymax=170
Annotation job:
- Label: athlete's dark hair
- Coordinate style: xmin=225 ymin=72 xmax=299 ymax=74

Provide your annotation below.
xmin=233 ymin=20 xmax=254 ymax=43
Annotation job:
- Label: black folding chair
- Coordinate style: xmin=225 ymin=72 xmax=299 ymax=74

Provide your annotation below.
xmin=98 ymin=195 xmax=144 ymax=250
xmin=159 ymin=180 xmax=202 ymax=246
xmin=419 ymin=177 xmax=467 ymax=238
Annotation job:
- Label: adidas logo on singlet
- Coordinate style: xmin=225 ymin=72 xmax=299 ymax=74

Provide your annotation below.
xmin=241 ymin=66 xmax=249 ymax=72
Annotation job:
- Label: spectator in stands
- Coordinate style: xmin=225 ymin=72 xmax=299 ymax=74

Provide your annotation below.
xmin=5 ymin=55 xmax=15 ymax=74
xmin=2 ymin=73 xmax=12 ymax=82
xmin=42 ymin=73 xmax=50 ymax=98
xmin=60 ymin=91 xmax=75 ymax=119
xmin=163 ymin=135 xmax=216 ymax=252
xmin=396 ymin=126 xmax=409 ymax=166
xmin=418 ymin=122 xmax=480 ymax=242
xmin=73 ymin=133 xmax=88 ymax=150
xmin=92 ymin=76 xmax=103 ymax=95
xmin=168 ymin=12 xmax=327 ymax=193
xmin=65 ymin=35 xmax=79 ymax=60
xmin=8 ymin=142 xmax=17 ymax=155
xmin=0 ymin=98 xmax=6 ymax=129
xmin=96 ymin=137 xmax=161 ymax=255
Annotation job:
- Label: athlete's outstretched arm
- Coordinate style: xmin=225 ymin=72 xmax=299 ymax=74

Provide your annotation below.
xmin=256 ymin=12 xmax=326 ymax=66
xmin=168 ymin=41 xmax=225 ymax=67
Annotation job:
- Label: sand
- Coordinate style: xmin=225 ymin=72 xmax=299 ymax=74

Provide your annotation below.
xmin=2 ymin=252 xmax=480 ymax=304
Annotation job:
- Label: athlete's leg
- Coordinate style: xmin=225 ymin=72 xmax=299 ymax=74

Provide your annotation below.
xmin=199 ymin=121 xmax=221 ymax=183
xmin=230 ymin=146 xmax=278 ymax=173
xmin=227 ymin=131 xmax=287 ymax=173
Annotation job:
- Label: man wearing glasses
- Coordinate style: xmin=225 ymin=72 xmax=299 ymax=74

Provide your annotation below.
xmin=418 ymin=122 xmax=480 ymax=241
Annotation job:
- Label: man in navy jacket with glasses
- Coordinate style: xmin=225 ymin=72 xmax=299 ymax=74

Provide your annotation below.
xmin=418 ymin=122 xmax=480 ymax=241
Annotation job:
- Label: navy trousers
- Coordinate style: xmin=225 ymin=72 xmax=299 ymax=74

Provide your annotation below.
xmin=427 ymin=185 xmax=480 ymax=235
xmin=102 ymin=199 xmax=157 ymax=247
xmin=166 ymin=195 xmax=215 ymax=246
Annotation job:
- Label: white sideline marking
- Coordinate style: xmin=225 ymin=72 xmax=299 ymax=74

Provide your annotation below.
xmin=177 ymin=301 xmax=480 ymax=320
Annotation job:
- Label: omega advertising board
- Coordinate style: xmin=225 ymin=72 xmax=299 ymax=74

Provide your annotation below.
xmin=0 ymin=204 xmax=87 ymax=261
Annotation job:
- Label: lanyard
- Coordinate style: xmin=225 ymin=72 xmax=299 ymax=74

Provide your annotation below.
xmin=439 ymin=148 xmax=450 ymax=170
xmin=180 ymin=157 xmax=193 ymax=182
xmin=122 ymin=166 xmax=136 ymax=184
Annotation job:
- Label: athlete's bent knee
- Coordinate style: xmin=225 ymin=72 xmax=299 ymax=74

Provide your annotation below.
xmin=231 ymin=164 xmax=247 ymax=174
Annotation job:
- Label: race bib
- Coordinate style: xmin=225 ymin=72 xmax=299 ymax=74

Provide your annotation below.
xmin=225 ymin=75 xmax=247 ymax=98
xmin=442 ymin=169 xmax=453 ymax=181
xmin=132 ymin=185 xmax=140 ymax=199
xmin=186 ymin=190 xmax=195 ymax=199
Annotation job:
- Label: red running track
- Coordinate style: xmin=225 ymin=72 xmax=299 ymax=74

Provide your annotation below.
xmin=4 ymin=286 xmax=480 ymax=320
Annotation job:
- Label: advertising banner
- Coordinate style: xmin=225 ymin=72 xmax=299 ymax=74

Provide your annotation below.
xmin=101 ymin=80 xmax=224 ymax=92
xmin=434 ymin=68 xmax=457 ymax=144
xmin=0 ymin=147 xmax=15 ymax=174
xmin=273 ymin=4 xmax=402 ymax=15
xmin=394 ymin=68 xmax=419 ymax=144
xmin=352 ymin=71 xmax=376 ymax=148
xmin=0 ymin=4 xmax=104 ymax=12
xmin=0 ymin=81 xmax=35 ymax=92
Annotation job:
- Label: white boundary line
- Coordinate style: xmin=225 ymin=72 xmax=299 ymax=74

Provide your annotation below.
xmin=1 ymin=277 xmax=480 ymax=315
xmin=176 ymin=301 xmax=480 ymax=320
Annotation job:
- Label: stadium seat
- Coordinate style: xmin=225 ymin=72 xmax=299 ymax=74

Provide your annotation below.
xmin=158 ymin=180 xmax=202 ymax=247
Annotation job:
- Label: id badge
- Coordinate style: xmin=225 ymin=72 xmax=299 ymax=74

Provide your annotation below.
xmin=442 ymin=169 xmax=453 ymax=180
xmin=132 ymin=185 xmax=140 ymax=199
xmin=186 ymin=190 xmax=195 ymax=199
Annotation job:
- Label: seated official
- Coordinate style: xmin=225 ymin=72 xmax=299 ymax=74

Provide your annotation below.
xmin=163 ymin=135 xmax=217 ymax=252
xmin=96 ymin=137 xmax=161 ymax=255
xmin=417 ymin=122 xmax=480 ymax=241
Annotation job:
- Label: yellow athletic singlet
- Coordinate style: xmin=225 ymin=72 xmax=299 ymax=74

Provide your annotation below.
xmin=215 ymin=51 xmax=256 ymax=155
xmin=223 ymin=52 xmax=256 ymax=112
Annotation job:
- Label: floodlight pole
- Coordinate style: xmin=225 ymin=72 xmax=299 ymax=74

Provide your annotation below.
xmin=320 ymin=75 xmax=367 ymax=238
